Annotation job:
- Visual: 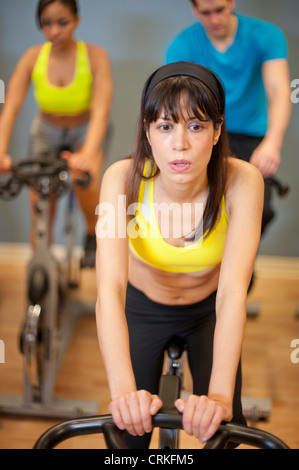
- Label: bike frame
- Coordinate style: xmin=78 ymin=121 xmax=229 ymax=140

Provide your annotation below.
xmin=0 ymin=159 xmax=98 ymax=418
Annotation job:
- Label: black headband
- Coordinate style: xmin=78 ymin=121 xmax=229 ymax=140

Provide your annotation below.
xmin=144 ymin=61 xmax=223 ymax=103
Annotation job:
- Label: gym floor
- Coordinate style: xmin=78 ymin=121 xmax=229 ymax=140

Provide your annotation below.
xmin=0 ymin=245 xmax=298 ymax=449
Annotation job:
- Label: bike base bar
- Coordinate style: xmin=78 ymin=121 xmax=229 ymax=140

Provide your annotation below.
xmin=33 ymin=413 xmax=289 ymax=449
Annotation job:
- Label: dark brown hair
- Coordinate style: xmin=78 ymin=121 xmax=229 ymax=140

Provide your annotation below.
xmin=36 ymin=0 xmax=79 ymax=28
xmin=125 ymin=67 xmax=230 ymax=239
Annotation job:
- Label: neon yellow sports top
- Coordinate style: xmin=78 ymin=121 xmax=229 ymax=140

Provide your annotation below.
xmin=128 ymin=160 xmax=229 ymax=273
xmin=31 ymin=40 xmax=92 ymax=116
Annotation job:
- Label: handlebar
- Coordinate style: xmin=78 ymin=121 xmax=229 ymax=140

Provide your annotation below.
xmin=33 ymin=413 xmax=289 ymax=449
xmin=0 ymin=157 xmax=91 ymax=200
xmin=264 ymin=177 xmax=289 ymax=197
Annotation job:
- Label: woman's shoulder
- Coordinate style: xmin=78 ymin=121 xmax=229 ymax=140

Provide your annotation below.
xmin=20 ymin=44 xmax=43 ymax=63
xmin=226 ymin=156 xmax=264 ymax=189
xmin=84 ymin=42 xmax=111 ymax=75
xmin=14 ymin=44 xmax=44 ymax=75
xmin=225 ymin=157 xmax=264 ymax=212
xmin=84 ymin=41 xmax=107 ymax=52
xmin=102 ymin=158 xmax=131 ymax=192
xmin=85 ymin=42 xmax=110 ymax=61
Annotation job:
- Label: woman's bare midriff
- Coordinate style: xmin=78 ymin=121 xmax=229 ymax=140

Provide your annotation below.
xmin=40 ymin=109 xmax=90 ymax=128
xmin=128 ymin=252 xmax=220 ymax=305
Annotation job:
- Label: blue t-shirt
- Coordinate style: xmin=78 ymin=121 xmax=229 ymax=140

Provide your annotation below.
xmin=165 ymin=14 xmax=288 ymax=136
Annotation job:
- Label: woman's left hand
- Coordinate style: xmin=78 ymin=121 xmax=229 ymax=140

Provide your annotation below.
xmin=175 ymin=394 xmax=232 ymax=444
xmin=60 ymin=150 xmax=92 ymax=173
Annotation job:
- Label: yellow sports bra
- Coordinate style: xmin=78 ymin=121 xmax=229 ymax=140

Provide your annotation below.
xmin=128 ymin=160 xmax=229 ymax=273
xmin=31 ymin=40 xmax=92 ymax=116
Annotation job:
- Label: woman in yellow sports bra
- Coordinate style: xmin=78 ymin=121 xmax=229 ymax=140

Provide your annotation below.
xmin=96 ymin=62 xmax=264 ymax=448
xmin=0 ymin=0 xmax=113 ymax=264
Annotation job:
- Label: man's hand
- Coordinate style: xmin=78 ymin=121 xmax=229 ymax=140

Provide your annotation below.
xmin=250 ymin=137 xmax=281 ymax=178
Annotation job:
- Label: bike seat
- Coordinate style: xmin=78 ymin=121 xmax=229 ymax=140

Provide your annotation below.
xmin=166 ymin=336 xmax=186 ymax=360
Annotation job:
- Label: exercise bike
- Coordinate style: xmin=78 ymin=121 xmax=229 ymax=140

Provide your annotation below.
xmin=155 ymin=336 xmax=280 ymax=447
xmin=246 ymin=176 xmax=290 ymax=319
xmin=0 ymin=157 xmax=99 ymax=418
xmin=33 ymin=335 xmax=289 ymax=449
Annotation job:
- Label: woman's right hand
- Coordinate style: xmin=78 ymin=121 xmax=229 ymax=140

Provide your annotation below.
xmin=0 ymin=154 xmax=12 ymax=172
xmin=109 ymin=390 xmax=163 ymax=437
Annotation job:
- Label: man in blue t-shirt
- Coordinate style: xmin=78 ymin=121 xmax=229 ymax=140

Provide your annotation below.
xmin=166 ymin=0 xmax=291 ymax=234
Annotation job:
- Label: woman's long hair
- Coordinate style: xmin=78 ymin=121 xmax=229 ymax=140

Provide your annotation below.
xmin=125 ymin=74 xmax=230 ymax=238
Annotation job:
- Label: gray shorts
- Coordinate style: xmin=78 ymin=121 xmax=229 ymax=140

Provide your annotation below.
xmin=28 ymin=114 xmax=88 ymax=160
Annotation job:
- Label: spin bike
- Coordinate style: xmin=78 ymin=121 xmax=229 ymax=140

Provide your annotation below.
xmin=246 ymin=176 xmax=290 ymax=319
xmin=33 ymin=335 xmax=289 ymax=449
xmin=0 ymin=157 xmax=99 ymax=418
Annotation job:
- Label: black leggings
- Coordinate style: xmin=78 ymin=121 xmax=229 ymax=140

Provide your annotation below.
xmin=125 ymin=282 xmax=246 ymax=448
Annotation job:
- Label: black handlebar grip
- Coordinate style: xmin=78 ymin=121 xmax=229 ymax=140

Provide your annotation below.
xmin=75 ymin=171 xmax=92 ymax=188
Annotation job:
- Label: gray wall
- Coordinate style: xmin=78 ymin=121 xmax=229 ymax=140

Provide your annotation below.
xmin=0 ymin=0 xmax=298 ymax=256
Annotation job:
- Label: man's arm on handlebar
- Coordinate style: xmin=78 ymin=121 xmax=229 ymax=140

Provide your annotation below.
xmin=250 ymin=59 xmax=291 ymax=178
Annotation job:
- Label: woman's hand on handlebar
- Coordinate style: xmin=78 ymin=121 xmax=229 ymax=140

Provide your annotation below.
xmin=61 ymin=150 xmax=92 ymax=173
xmin=0 ymin=154 xmax=12 ymax=172
xmin=109 ymin=390 xmax=163 ymax=437
xmin=175 ymin=394 xmax=232 ymax=444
